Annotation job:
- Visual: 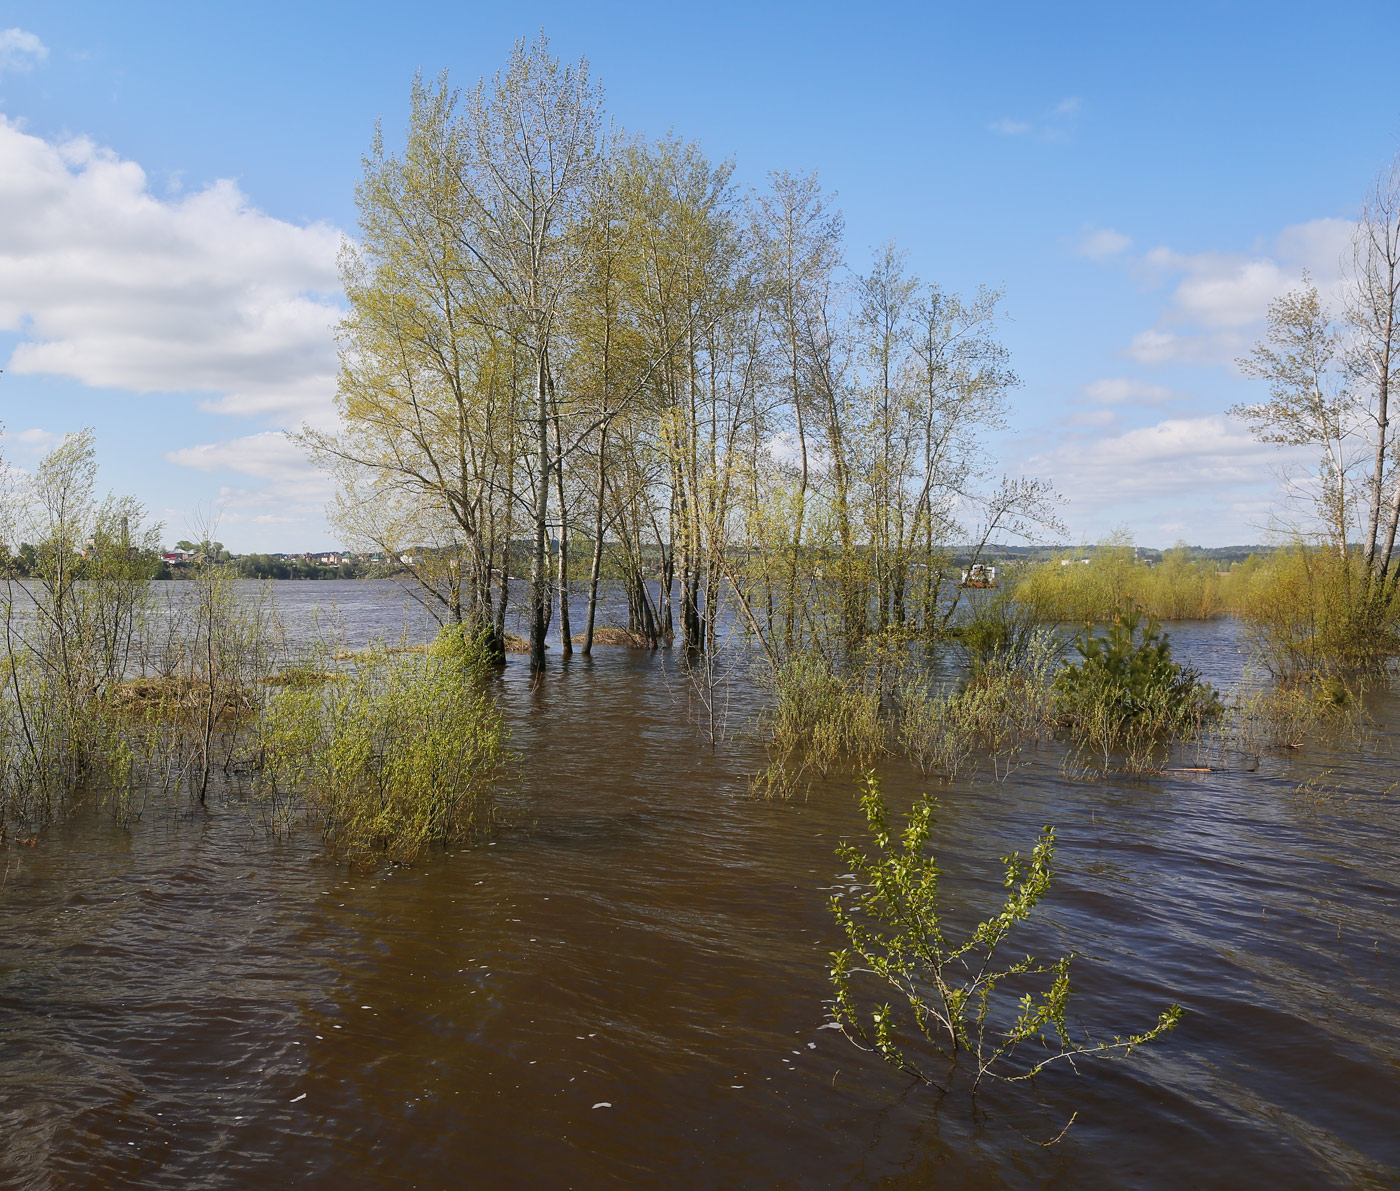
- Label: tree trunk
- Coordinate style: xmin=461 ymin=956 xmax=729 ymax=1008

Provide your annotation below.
xmin=582 ymin=425 xmax=608 ymax=655
xmin=529 ymin=352 xmax=551 ymax=672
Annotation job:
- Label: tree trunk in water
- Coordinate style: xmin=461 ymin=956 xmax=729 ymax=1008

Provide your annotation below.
xmin=529 ymin=353 xmax=550 ymax=672
xmin=582 ymin=425 xmax=608 ymax=656
xmin=552 ymin=410 xmax=573 ymax=659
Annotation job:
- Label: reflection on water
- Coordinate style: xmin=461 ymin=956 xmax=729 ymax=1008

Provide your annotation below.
xmin=0 ymin=582 xmax=1397 ymax=1188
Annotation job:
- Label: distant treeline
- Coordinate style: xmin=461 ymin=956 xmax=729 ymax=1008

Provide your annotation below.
xmin=229 ymin=554 xmax=388 ymax=580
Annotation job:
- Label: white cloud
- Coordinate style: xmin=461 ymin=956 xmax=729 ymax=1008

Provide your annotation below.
xmin=12 ymin=427 xmax=59 ymax=446
xmin=1119 ymin=218 xmax=1355 ymax=366
xmin=0 ymin=28 xmax=47 ymax=75
xmin=165 ymin=432 xmax=335 ymax=535
xmin=1074 ymin=225 xmax=1132 ymax=260
xmin=1082 ymin=377 xmax=1175 ymax=405
xmin=991 ymin=97 xmax=1084 ymax=141
xmin=1067 ymin=408 xmax=1118 ymax=427
xmin=1025 ymin=414 xmax=1289 ymax=513
xmin=0 ymin=118 xmax=343 ymax=424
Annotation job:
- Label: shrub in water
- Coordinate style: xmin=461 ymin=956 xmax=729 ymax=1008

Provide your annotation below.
xmin=1225 ymin=545 xmax=1400 ymax=681
xmin=829 ymin=774 xmax=1181 ymax=1091
xmin=898 ymin=626 xmax=1060 ymax=782
xmin=757 ymin=652 xmax=885 ymax=797
xmin=1054 ymin=606 xmax=1218 ymax=770
xmin=261 ymin=625 xmax=507 ymax=863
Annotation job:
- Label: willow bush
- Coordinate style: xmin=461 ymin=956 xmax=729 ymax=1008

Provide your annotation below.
xmin=261 ymin=624 xmax=508 ymax=864
xmin=0 ymin=431 xmax=162 ymax=830
xmin=1014 ymin=545 xmax=1227 ymax=623
xmin=757 ymin=652 xmax=886 ymax=798
xmin=1223 ymin=545 xmax=1400 ymax=681
xmin=898 ymin=627 xmax=1060 ymax=782
xmin=829 ymin=774 xmax=1181 ymax=1092
xmin=1224 ymin=678 xmax=1362 ymax=753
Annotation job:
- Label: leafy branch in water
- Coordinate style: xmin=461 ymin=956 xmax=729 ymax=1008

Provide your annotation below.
xmin=829 ymin=773 xmax=1181 ymax=1092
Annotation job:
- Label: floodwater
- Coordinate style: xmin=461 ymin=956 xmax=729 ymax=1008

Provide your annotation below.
xmin=1 ymin=581 xmax=1397 ymax=1189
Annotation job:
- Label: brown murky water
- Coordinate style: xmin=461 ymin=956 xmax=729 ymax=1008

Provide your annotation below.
xmin=1 ymin=582 xmax=1397 ymax=1189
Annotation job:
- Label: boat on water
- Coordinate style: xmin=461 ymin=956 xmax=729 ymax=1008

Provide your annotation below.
xmin=959 ymin=563 xmax=999 ymax=588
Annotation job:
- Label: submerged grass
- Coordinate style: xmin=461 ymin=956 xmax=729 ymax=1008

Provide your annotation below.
xmin=260 ymin=624 xmax=509 ymax=865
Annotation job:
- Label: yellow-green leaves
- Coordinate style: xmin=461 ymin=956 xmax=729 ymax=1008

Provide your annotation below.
xmin=829 ymin=775 xmax=1179 ymax=1092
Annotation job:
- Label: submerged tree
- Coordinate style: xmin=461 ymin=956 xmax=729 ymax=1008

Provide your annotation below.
xmin=1229 ymin=156 xmax=1400 ymax=676
xmin=1233 ymin=155 xmax=1400 ymax=581
xmin=306 ymin=36 xmax=1058 ymax=677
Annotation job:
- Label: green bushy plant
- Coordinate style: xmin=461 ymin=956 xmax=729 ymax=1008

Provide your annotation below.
xmin=1227 ymin=677 xmax=1362 ymax=752
xmin=1054 ymin=606 xmax=1218 ymax=771
xmin=899 ymin=626 xmax=1060 ymax=782
xmin=757 ymin=652 xmax=885 ymax=797
xmin=261 ymin=624 xmax=507 ymax=863
xmin=1013 ymin=542 xmax=1226 ymax=623
xmin=829 ymin=774 xmax=1181 ymax=1091
xmin=1226 ymin=545 xmax=1400 ymax=681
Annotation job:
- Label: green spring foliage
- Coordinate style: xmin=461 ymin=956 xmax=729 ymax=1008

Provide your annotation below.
xmin=757 ymin=652 xmax=886 ymax=797
xmin=1227 ymin=545 xmax=1400 ymax=681
xmin=829 ymin=774 xmax=1181 ymax=1091
xmin=898 ymin=622 xmax=1061 ymax=782
xmin=1225 ymin=678 xmax=1362 ymax=752
xmin=1054 ymin=608 xmax=1219 ymax=772
xmin=1013 ymin=543 xmax=1230 ymax=623
xmin=261 ymin=624 xmax=508 ymax=865
xmin=761 ymin=599 xmax=1224 ymax=790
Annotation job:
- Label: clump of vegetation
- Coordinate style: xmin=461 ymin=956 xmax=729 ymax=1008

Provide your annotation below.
xmin=0 ymin=430 xmax=163 ymax=828
xmin=948 ymin=594 xmax=1046 ymax=680
xmin=1054 ymin=607 xmax=1219 ymax=772
xmin=757 ymin=653 xmax=885 ymax=797
xmin=829 ymin=774 xmax=1181 ymax=1092
xmin=899 ymin=614 xmax=1060 ymax=782
xmin=1225 ymin=545 xmax=1400 ymax=682
xmin=257 ymin=667 xmax=343 ymax=689
xmin=1014 ymin=541 xmax=1227 ymax=623
xmin=572 ymin=626 xmax=651 ymax=648
xmin=261 ymin=624 xmax=508 ymax=864
xmin=1226 ymin=677 xmax=1363 ymax=752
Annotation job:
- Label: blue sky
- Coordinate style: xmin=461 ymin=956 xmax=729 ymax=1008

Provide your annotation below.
xmin=1 ymin=0 xmax=1396 ymax=550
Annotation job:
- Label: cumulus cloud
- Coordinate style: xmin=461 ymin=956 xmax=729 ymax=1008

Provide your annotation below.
xmin=0 ymin=28 xmax=47 ymax=75
xmin=0 ymin=118 xmax=343 ymax=424
xmin=12 ymin=427 xmax=59 ymax=446
xmin=1074 ymin=225 xmax=1132 ymax=260
xmin=1025 ymin=414 xmax=1290 ymax=513
xmin=990 ymin=119 xmax=1032 ymax=136
xmin=165 ymin=432 xmax=335 ymax=533
xmin=1118 ymin=218 xmax=1354 ymax=366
